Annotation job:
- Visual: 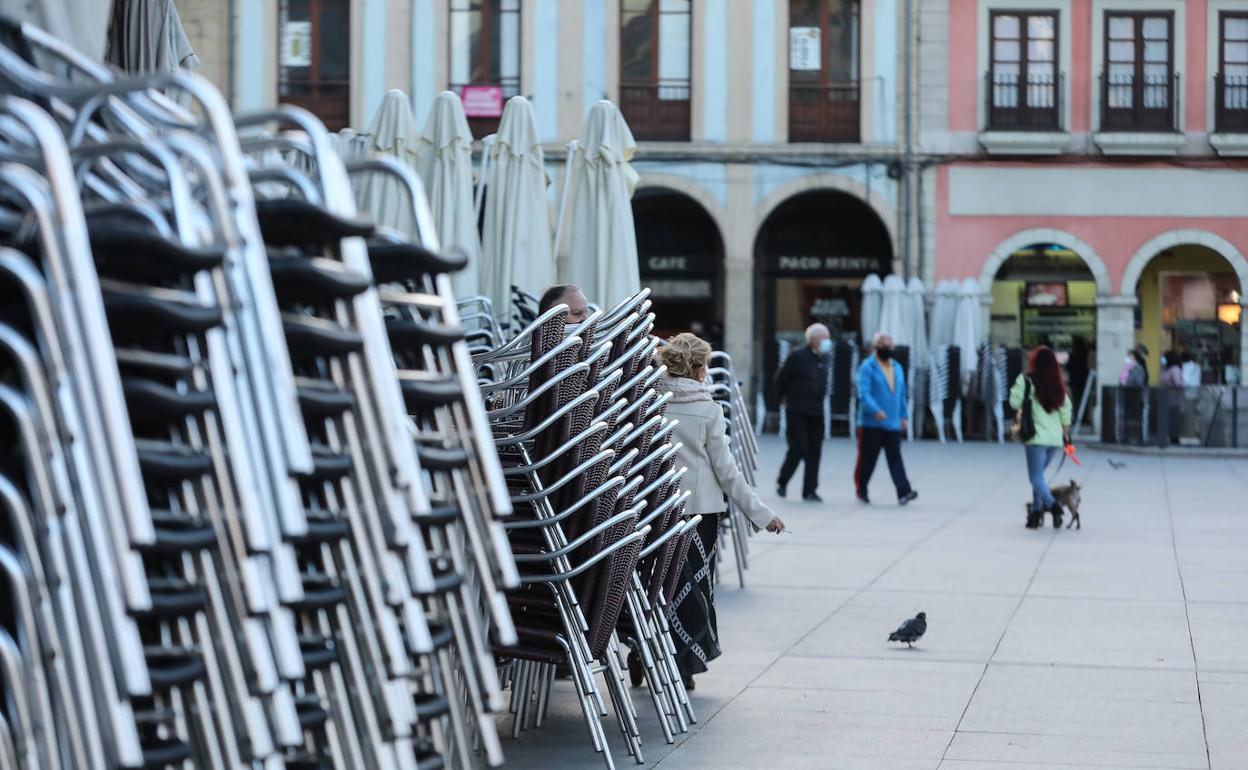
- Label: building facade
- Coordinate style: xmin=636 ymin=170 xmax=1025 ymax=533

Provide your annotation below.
xmin=919 ymin=0 xmax=1248 ymax=400
xmin=181 ymin=0 xmax=916 ymax=418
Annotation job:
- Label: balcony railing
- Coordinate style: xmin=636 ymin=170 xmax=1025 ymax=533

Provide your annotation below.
xmin=788 ymin=81 xmax=861 ymax=143
xmin=1099 ymin=72 xmax=1180 ymax=132
xmin=1214 ymin=73 xmax=1248 ymax=133
xmin=619 ymin=82 xmax=692 ymax=141
xmin=984 ymin=71 xmax=1063 ymax=131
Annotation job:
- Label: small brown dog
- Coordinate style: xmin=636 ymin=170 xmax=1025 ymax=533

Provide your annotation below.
xmin=1050 ymin=480 xmax=1082 ymax=529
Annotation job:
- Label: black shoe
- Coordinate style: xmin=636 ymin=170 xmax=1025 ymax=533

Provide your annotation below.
xmin=899 ymin=490 xmax=918 ymax=506
xmin=857 ymin=494 xmax=870 ymax=504
xmin=1049 ymin=501 xmax=1064 ymax=529
xmin=776 ymin=484 xmax=786 ymax=499
xmin=1025 ymin=503 xmax=1042 ymax=529
xmin=627 ymin=651 xmax=644 ymax=688
xmin=682 ymin=672 xmax=696 ymax=691
xmin=802 ymin=493 xmax=823 ymax=503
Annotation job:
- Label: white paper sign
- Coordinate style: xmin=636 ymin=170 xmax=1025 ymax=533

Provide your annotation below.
xmin=281 ymin=21 xmax=313 ymax=68
xmin=789 ymin=27 xmax=821 ymax=71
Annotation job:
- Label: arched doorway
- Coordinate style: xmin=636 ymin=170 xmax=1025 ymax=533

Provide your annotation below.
xmin=1128 ymin=243 xmax=1243 ymax=385
xmin=632 ymin=188 xmax=724 ymax=342
xmin=754 ymin=189 xmax=892 ymax=416
xmin=987 ymin=242 xmax=1101 ymax=422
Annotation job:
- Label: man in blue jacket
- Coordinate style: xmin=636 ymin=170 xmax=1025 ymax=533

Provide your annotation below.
xmin=855 ymin=332 xmax=918 ymax=505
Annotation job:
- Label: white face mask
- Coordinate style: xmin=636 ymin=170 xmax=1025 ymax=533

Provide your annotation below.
xmin=1125 ymin=355 xmax=1134 ymax=364
xmin=818 ymin=339 xmax=833 ymax=354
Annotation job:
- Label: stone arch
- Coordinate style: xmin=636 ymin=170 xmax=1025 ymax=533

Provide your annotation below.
xmin=1120 ymin=229 xmax=1248 ymax=296
xmin=978 ymin=228 xmax=1114 ymax=297
xmin=633 ymin=172 xmax=730 ymax=253
xmin=753 ymin=172 xmax=899 ymax=256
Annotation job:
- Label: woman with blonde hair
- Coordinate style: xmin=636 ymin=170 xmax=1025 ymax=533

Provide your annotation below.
xmin=647 ymin=333 xmax=785 ymax=690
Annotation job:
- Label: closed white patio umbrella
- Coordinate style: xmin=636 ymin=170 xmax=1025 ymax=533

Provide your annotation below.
xmin=480 ymin=96 xmax=555 ymax=318
xmin=860 ymin=273 xmax=883 ymax=347
xmin=105 ymin=0 xmax=198 ymax=74
xmin=357 ymin=90 xmax=420 ymax=239
xmin=929 ymin=279 xmax=958 ymax=351
xmin=876 ymin=274 xmax=908 ymax=346
xmin=415 ymin=90 xmax=481 ymax=297
xmin=559 ymin=100 xmax=641 ymax=308
xmin=953 ymin=277 xmax=983 ymax=384
xmin=3 ymin=0 xmax=112 ymax=60
xmin=906 ymin=277 xmax=928 ymax=367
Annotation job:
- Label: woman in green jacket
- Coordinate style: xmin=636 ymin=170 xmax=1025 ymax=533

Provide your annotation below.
xmin=1009 ymin=346 xmax=1073 ymax=528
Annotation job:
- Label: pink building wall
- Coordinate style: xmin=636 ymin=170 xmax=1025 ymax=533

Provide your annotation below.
xmin=938 ymin=1 xmax=1245 ymax=290
xmin=933 ymin=166 xmax=1248 ymax=291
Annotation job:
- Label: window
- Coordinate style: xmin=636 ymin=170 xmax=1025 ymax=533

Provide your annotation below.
xmin=619 ymin=0 xmax=692 ymax=141
xmin=278 ymin=0 xmax=350 ymax=131
xmin=450 ymin=0 xmax=520 ymax=137
xmin=1216 ymin=13 xmax=1248 ymax=132
xmin=788 ymin=0 xmax=861 ymax=142
xmin=987 ymin=12 xmax=1060 ymax=131
xmin=1102 ymin=12 xmax=1175 ymax=132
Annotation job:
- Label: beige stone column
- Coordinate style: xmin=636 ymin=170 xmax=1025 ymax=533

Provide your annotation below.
xmin=721 ymin=163 xmax=757 ymax=396
xmin=1095 ymin=295 xmax=1138 ymax=432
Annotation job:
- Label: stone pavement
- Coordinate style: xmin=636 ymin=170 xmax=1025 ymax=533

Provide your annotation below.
xmin=496 ymin=436 xmax=1248 ymax=769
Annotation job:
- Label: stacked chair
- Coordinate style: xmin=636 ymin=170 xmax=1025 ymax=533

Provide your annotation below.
xmin=706 ymin=352 xmax=757 ymax=588
xmin=0 ymin=19 xmax=516 ymax=770
xmin=475 ymin=291 xmax=712 ymax=768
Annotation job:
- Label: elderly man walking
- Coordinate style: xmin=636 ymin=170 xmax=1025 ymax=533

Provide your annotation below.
xmin=775 ymin=323 xmax=832 ymax=502
xmin=855 ymin=332 xmax=918 ymax=505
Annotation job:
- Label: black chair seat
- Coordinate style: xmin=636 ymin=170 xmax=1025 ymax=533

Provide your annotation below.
xmin=140 ymin=524 xmax=218 ymax=554
xmin=144 ymin=649 xmax=207 ymax=689
xmin=367 ymin=241 xmax=467 ymax=283
xmin=141 ymin=738 xmax=192 ymax=768
xmin=255 ymin=199 xmax=374 ymax=247
xmin=399 ymin=375 xmax=462 ymax=412
xmin=136 ymin=441 xmax=212 ymax=482
xmin=282 ymin=314 xmax=364 ymax=361
xmin=90 ymin=225 xmax=225 ymax=282
xmin=385 ymin=317 xmax=464 ymax=351
xmin=416 ymin=445 xmax=469 ymax=472
xmin=104 ymin=290 xmax=223 ymax=343
xmin=304 ymin=449 xmax=351 ymax=482
xmin=415 ymin=504 xmax=460 ymax=528
xmin=415 ymin=750 xmax=446 ymax=770
xmin=297 ymin=703 xmax=330 ymax=729
xmin=290 ymin=516 xmax=351 ymax=545
xmin=269 ymin=256 xmax=371 ymax=304
xmin=138 ymin=586 xmax=208 ymax=619
xmin=415 ymin=567 xmax=464 ymax=598
xmin=291 ymin=577 xmax=346 ymax=610
xmin=123 ymin=378 xmax=215 ymax=427
xmin=299 ymin=636 xmax=338 ymax=670
xmin=412 ymin=692 xmax=451 ymax=721
xmin=296 ymin=385 xmax=354 ymax=418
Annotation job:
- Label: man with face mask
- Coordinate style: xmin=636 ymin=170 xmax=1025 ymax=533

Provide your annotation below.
xmin=775 ymin=323 xmax=832 ymax=502
xmin=855 ymin=332 xmax=918 ymax=505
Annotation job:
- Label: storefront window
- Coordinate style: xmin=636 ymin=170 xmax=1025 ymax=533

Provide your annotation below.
xmin=1161 ymin=272 xmax=1241 ymax=383
xmin=632 ymin=189 xmax=721 ymax=341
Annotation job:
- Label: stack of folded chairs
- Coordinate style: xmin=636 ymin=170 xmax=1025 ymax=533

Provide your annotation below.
xmin=706 ymin=352 xmax=759 ymax=587
xmin=0 ymin=19 xmax=517 ymax=770
xmin=476 ymin=291 xmax=754 ymax=768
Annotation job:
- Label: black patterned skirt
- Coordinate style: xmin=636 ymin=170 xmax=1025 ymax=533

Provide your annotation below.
xmin=666 ymin=512 xmax=722 ymax=677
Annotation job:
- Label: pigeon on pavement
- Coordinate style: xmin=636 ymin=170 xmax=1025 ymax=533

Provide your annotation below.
xmin=1108 ymin=459 xmax=1126 ymax=470
xmin=888 ymin=612 xmax=927 ymax=648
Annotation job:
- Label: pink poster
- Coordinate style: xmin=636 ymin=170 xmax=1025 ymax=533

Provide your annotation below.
xmin=461 ymin=85 xmax=504 ymax=118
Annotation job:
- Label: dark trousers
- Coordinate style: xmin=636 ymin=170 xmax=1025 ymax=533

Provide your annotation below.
xmin=855 ymin=427 xmax=912 ymax=500
xmin=778 ymin=410 xmax=824 ymax=496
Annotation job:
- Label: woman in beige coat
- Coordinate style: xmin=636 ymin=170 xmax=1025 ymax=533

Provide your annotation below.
xmin=648 ymin=333 xmax=784 ymax=690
